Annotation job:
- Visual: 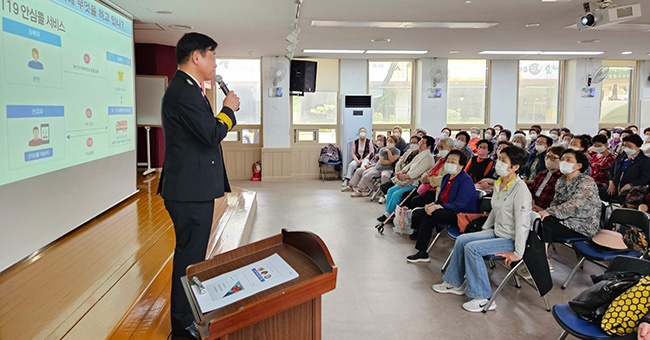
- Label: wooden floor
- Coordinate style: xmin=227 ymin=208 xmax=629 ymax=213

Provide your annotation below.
xmin=0 ymin=173 xmax=255 ymax=340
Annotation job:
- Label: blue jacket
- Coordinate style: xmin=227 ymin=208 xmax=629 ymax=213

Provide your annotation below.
xmin=436 ymin=171 xmax=479 ymax=213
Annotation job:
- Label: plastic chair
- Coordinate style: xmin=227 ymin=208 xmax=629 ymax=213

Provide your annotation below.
xmin=561 ymin=208 xmax=649 ymax=289
xmin=319 ymin=161 xmax=342 ymax=181
xmin=552 ymin=256 xmax=650 ymax=339
xmin=480 ymin=212 xmax=552 ymax=313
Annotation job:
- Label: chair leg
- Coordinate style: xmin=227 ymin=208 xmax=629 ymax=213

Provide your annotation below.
xmin=489 ymin=259 xmax=496 ymax=269
xmin=562 ymin=257 xmax=586 ymax=290
xmin=543 ymin=295 xmax=550 ymax=312
xmin=482 ymin=261 xmax=524 ymax=312
xmin=426 ymin=230 xmax=443 ymax=253
xmin=370 ymin=189 xmax=379 ymax=201
xmin=441 ymin=250 xmax=453 ymax=273
xmin=558 ymin=330 xmax=568 ymax=340
xmin=513 ymin=274 xmax=521 ymax=288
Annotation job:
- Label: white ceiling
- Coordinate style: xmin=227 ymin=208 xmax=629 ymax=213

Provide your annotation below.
xmin=108 ymin=0 xmax=650 ymax=60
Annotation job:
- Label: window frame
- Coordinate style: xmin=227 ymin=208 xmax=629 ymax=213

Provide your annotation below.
xmin=368 ymin=59 xmax=415 ymax=127
xmin=597 ymin=60 xmax=638 ymax=129
xmin=515 ymin=60 xmax=564 ymax=130
xmin=445 ymin=59 xmax=490 ymax=130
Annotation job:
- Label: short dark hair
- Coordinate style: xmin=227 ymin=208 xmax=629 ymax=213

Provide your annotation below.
xmin=531 ymin=125 xmax=542 ymax=133
xmin=621 ymin=129 xmax=634 ymax=136
xmin=410 ymin=135 xmax=422 ymax=143
xmin=494 ymin=124 xmax=504 ymax=130
xmin=598 ymin=128 xmax=611 ymax=138
xmin=176 ymin=32 xmax=218 ymax=65
xmin=623 ymin=134 xmax=644 ymax=148
xmin=456 ymin=131 xmax=470 ymax=143
xmin=644 ymin=127 xmax=650 ymax=135
xmin=514 ymin=130 xmax=527 ymax=136
xmin=497 ymin=140 xmax=513 ymax=148
xmin=547 ymin=146 xmax=566 ymax=157
xmin=537 ymin=134 xmax=552 ymax=147
xmin=476 ymin=139 xmax=494 ymax=152
xmin=561 ymin=149 xmax=590 ymax=173
xmin=441 ymin=127 xmax=451 ymax=134
xmin=499 ymin=146 xmax=528 ymax=173
xmin=592 ymin=134 xmax=608 ymax=145
xmin=628 ymin=125 xmax=639 ymax=131
xmin=574 ymin=135 xmax=592 ymax=150
xmin=485 ymin=127 xmax=496 ymax=136
xmin=550 ymin=128 xmax=561 ymax=135
xmin=561 ymin=127 xmax=571 ymax=134
xmin=422 ymin=135 xmax=436 ymax=149
xmin=447 ymin=149 xmax=468 ymax=166
xmin=500 ymin=129 xmax=512 ymax=140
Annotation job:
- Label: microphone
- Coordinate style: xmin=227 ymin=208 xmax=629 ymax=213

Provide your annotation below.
xmin=214 ymin=75 xmax=230 ymax=96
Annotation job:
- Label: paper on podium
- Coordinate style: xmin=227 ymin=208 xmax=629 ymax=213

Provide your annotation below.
xmin=191 ymin=253 xmax=299 ymax=313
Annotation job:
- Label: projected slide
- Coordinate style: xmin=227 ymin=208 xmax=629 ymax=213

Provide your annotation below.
xmin=0 ymin=0 xmax=135 ymax=186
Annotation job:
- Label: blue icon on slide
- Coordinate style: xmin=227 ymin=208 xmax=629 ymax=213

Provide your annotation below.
xmin=28 ymin=48 xmax=44 ymax=70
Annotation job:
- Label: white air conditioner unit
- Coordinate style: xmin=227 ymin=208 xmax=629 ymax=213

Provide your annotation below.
xmin=577 ymin=3 xmax=641 ymax=30
xmin=340 ymin=95 xmax=372 ymax=178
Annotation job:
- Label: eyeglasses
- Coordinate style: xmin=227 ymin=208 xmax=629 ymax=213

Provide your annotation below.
xmin=545 ymin=155 xmax=560 ymax=161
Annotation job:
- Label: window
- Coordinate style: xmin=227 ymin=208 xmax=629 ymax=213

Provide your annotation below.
xmin=294 ymin=128 xmax=337 ymax=143
xmin=369 ymin=61 xmax=413 ymax=124
xmin=517 ymin=60 xmax=561 ymax=125
xmin=599 ymin=60 xmax=635 ymax=125
xmin=215 ymin=59 xmax=261 ymax=125
xmin=447 ymin=60 xmax=487 ymax=124
xmin=292 ymin=92 xmax=338 ymax=125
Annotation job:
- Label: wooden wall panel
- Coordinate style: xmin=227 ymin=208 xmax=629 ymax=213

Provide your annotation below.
xmin=222 ymin=146 xmax=261 ymax=180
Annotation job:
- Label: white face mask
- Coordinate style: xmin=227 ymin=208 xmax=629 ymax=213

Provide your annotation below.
xmin=613 ymin=133 xmax=621 ymax=139
xmin=409 ymin=143 xmax=419 ymax=151
xmin=569 ymin=145 xmax=581 ymax=151
xmin=441 ymin=132 xmax=449 ymax=138
xmin=535 ymin=144 xmax=546 ymax=153
xmin=495 ymin=160 xmax=510 ymax=178
xmin=529 ymin=133 xmax=537 ymax=140
xmin=559 ymin=161 xmax=576 ymax=175
xmin=513 ymin=142 xmax=523 ymax=148
xmin=485 ymin=133 xmax=492 ymax=140
xmin=594 ymin=146 xmax=606 ymax=153
xmin=624 ymin=147 xmax=637 ymax=156
xmin=444 ymin=162 xmax=459 ymax=175
xmin=498 ymin=135 xmax=507 ymax=142
xmin=359 ymin=132 xmax=366 ymax=138
xmin=645 ymin=135 xmax=650 ymax=142
xmin=386 ymin=143 xmax=395 ymax=149
xmin=550 ymin=133 xmax=559 ymax=141
xmin=470 ymin=133 xmax=479 ymax=139
xmin=454 ymin=140 xmax=466 ymax=149
xmin=494 ymin=129 xmax=501 ymax=135
xmin=561 ymin=141 xmax=570 ymax=147
xmin=376 ymin=141 xmax=384 ymax=148
xmin=438 ymin=150 xmax=449 ymax=158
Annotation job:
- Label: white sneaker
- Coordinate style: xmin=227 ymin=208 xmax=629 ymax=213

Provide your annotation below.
xmin=378 ymin=196 xmax=386 ymax=204
xmin=432 ymin=281 xmax=466 ymax=295
xmin=462 ymin=298 xmax=497 ymax=313
xmin=341 ymin=179 xmax=349 ymax=187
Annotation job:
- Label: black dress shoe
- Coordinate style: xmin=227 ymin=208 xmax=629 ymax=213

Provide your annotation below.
xmin=169 ymin=328 xmax=198 ymax=340
xmin=377 ymin=215 xmax=387 ymax=222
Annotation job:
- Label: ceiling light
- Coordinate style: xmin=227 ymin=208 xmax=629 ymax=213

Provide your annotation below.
xmin=578 ymin=39 xmax=601 ymax=43
xmin=449 ymin=50 xmax=460 ymax=54
xmin=465 ymin=1 xmax=471 ymax=3
xmin=303 ymin=49 xmax=365 ymax=54
xmin=622 ymin=51 xmax=632 ymax=55
xmin=365 ymin=50 xmax=428 ymax=54
xmin=311 ymin=20 xmax=497 ymax=29
xmin=155 ymin=10 xmax=172 ymax=14
xmin=371 ymin=38 xmax=391 ymax=43
xmin=525 ymin=23 xmax=541 ymax=28
xmin=479 ymin=51 xmax=542 ymax=55
xmin=169 ymin=24 xmax=192 ymax=30
xmin=540 ymin=51 xmax=604 ymax=55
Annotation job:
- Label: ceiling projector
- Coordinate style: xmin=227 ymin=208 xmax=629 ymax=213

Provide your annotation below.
xmin=577 ymin=2 xmax=641 ymax=30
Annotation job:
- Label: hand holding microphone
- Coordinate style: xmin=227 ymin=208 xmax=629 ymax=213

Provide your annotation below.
xmin=215 ymin=75 xmax=240 ymax=112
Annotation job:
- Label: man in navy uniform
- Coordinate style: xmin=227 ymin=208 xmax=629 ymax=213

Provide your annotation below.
xmin=158 ymin=32 xmax=239 ymax=340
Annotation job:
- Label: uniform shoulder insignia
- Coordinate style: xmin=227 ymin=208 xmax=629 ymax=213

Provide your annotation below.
xmin=186 ymin=79 xmax=193 ymax=85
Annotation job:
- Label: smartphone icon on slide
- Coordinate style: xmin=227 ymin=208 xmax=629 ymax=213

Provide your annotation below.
xmin=40 ymin=123 xmax=50 ymax=144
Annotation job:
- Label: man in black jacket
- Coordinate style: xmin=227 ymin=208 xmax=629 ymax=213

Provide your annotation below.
xmin=158 ymin=32 xmax=239 ymax=339
xmin=600 ymin=134 xmax=650 ymax=203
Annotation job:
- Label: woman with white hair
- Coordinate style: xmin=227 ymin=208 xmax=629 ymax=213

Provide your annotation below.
xmin=511 ymin=133 xmax=529 ymax=154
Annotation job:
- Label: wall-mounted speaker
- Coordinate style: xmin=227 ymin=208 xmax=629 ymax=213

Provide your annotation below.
xmin=290 ymin=60 xmax=317 ymax=94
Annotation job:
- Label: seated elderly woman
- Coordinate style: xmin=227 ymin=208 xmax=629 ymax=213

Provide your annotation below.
xmin=405 ymin=149 xmax=478 ymax=262
xmin=342 ymin=127 xmax=373 ymax=187
xmin=511 ymin=133 xmax=528 ymax=153
xmin=431 ymin=146 xmax=531 ymax=313
xmin=600 ymin=134 xmax=650 ymax=203
xmin=377 ymin=136 xmax=435 ymax=222
xmin=454 ymin=131 xmax=474 ymax=161
xmin=343 ymin=135 xmax=400 ymax=195
xmin=536 ymin=149 xmax=602 ymax=271
xmin=589 ymin=134 xmax=616 ymax=188
xmin=464 ymin=139 xmax=495 ymax=183
xmin=528 ymin=146 xmax=565 ymax=212
xmin=375 ymin=135 xmax=423 ymax=203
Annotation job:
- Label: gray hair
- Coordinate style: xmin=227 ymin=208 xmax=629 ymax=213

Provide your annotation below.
xmin=437 ymin=137 xmax=455 ymax=149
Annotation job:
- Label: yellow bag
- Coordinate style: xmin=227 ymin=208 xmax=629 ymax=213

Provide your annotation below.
xmin=601 ymin=275 xmax=650 ymax=335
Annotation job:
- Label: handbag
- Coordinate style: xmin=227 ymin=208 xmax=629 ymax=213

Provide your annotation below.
xmin=569 ymin=271 xmax=643 ymax=323
xmin=393 ymin=206 xmax=414 ymax=235
xmin=457 ymin=213 xmax=488 ymax=233
xmin=601 ymin=275 xmax=650 ymax=335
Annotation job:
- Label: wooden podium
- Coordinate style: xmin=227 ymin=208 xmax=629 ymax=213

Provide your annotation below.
xmin=181 ymin=229 xmax=337 ymax=340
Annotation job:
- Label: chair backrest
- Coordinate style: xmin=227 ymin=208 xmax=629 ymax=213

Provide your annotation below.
xmin=606 ymin=208 xmax=650 ymax=236
xmin=606 ymin=255 xmax=650 ymax=276
xmin=478 ymin=197 xmax=492 ymax=214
